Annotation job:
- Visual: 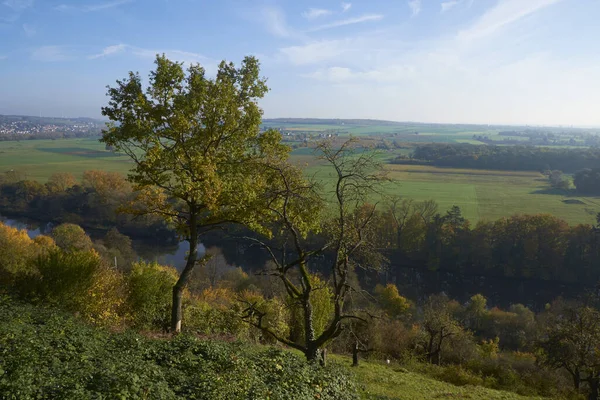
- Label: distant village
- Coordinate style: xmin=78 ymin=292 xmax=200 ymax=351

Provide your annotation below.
xmin=0 ymin=115 xmax=102 ymax=139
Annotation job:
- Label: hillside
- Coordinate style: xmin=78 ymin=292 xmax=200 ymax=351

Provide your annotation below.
xmin=0 ymin=297 xmax=545 ymax=400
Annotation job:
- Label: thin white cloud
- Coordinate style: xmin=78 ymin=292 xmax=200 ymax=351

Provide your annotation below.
xmin=1 ymin=0 xmax=32 ymax=24
xmin=302 ymin=8 xmax=331 ymax=19
xmin=341 ymin=2 xmax=351 ymax=12
xmin=132 ymin=48 xmax=209 ymax=63
xmin=306 ymin=65 xmax=415 ymax=83
xmin=56 ymin=0 xmax=133 ymax=12
xmin=408 ymin=0 xmax=421 ymax=16
xmin=87 ymin=43 xmax=213 ymax=66
xmin=457 ymin=0 xmax=564 ymax=41
xmin=22 ymin=23 xmax=35 ymax=36
xmin=31 ymin=46 xmax=72 ymax=62
xmin=2 ymin=0 xmax=33 ymax=11
xmin=441 ymin=1 xmax=460 ymax=12
xmin=260 ymin=6 xmax=293 ymax=38
xmin=280 ymin=40 xmax=351 ymax=66
xmin=0 ymin=55 xmax=7 ymax=60
xmin=88 ymin=43 xmax=127 ymax=59
xmin=308 ymin=14 xmax=383 ymax=32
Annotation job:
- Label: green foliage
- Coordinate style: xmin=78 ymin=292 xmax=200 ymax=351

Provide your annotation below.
xmin=127 ymin=261 xmax=178 ymax=329
xmin=29 ymin=248 xmax=125 ymax=324
xmin=100 ymin=54 xmax=289 ymax=237
xmin=0 ymin=298 xmax=358 ymax=400
xmin=289 ymin=275 xmax=334 ymax=341
xmin=51 ymin=223 xmax=93 ymax=252
xmin=238 ymin=290 xmax=290 ymax=342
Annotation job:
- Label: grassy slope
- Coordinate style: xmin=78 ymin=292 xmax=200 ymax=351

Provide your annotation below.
xmin=327 ymin=357 xmax=544 ymax=400
xmin=0 ymin=297 xmax=543 ymax=400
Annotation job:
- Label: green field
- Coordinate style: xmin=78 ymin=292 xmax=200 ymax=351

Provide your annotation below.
xmin=306 ymin=162 xmax=599 ymax=225
xmin=1 ymin=138 xmax=598 ymax=225
xmin=0 ymin=138 xmax=132 ymax=181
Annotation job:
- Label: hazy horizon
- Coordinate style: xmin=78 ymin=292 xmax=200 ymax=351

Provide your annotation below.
xmin=1 ymin=0 xmax=599 ymax=126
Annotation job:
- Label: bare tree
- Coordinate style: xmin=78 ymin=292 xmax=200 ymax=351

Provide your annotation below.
xmin=241 ymin=139 xmax=387 ymax=362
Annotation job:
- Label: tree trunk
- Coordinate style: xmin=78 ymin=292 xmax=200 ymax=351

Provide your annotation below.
xmin=589 ymin=378 xmax=599 ymax=400
xmin=171 ymin=212 xmax=198 ymax=333
xmin=306 ymin=344 xmax=320 ymax=362
xmin=303 ymin=288 xmax=318 ymax=362
xmin=427 ymin=333 xmax=435 ymax=363
xmin=573 ymin=371 xmax=581 ymax=392
xmin=352 ymin=342 xmax=359 ymax=367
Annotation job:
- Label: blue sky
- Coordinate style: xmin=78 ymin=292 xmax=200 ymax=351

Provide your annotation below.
xmin=1 ymin=0 xmax=599 ymax=125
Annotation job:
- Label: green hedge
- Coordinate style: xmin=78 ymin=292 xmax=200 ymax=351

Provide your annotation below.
xmin=0 ymin=297 xmax=358 ymax=399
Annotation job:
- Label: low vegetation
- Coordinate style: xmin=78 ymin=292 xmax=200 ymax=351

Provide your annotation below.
xmin=0 ymin=298 xmax=357 ymax=400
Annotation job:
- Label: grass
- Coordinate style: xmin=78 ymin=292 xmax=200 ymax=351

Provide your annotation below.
xmin=330 ymin=357 xmax=544 ymax=400
xmin=0 ymin=138 xmax=132 ymax=181
xmin=306 ymin=162 xmax=599 ymax=225
xmin=1 ymin=138 xmax=598 ymax=225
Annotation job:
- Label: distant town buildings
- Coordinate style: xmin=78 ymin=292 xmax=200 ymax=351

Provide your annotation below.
xmin=0 ymin=115 xmax=102 ymax=138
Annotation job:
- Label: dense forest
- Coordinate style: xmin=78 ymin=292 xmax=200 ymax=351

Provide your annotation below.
xmin=394 ymin=144 xmax=600 ymax=173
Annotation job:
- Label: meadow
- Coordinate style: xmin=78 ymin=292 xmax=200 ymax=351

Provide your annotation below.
xmin=1 ymin=138 xmax=598 ymax=225
xmin=351 ymin=359 xmax=544 ymax=400
xmin=0 ymin=138 xmax=132 ymax=181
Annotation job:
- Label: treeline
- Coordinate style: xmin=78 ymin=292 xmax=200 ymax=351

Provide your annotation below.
xmin=0 ymin=170 xmax=175 ymax=244
xmin=574 ymin=168 xmax=600 ymax=195
xmin=368 ymin=201 xmax=600 ymax=287
xmin=393 ymin=144 xmax=600 ymax=173
xmin=2 ymin=170 xmax=599 ymax=291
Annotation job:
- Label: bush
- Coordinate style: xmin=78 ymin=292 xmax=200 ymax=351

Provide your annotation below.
xmin=184 ymin=297 xmax=249 ymax=338
xmin=50 ymin=223 xmax=93 ymax=252
xmin=436 ymin=366 xmax=484 ymax=387
xmin=127 ymin=261 xmax=177 ymax=329
xmin=27 ymin=248 xmax=125 ymax=325
xmin=0 ymin=222 xmax=40 ymax=284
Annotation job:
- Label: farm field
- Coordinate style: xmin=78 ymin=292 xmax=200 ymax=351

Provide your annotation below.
xmin=0 ymin=138 xmax=132 ymax=181
xmin=1 ymin=138 xmax=598 ymax=225
xmin=305 ymin=161 xmax=600 ymax=225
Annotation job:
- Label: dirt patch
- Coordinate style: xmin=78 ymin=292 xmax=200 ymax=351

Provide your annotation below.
xmin=563 ymin=199 xmax=585 ymax=205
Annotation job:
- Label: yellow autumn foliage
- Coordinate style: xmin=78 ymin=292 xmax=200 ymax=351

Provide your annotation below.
xmin=0 ymin=222 xmax=37 ymax=279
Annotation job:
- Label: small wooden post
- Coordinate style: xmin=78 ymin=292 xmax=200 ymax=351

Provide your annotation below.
xmin=352 ymin=341 xmax=359 ymax=367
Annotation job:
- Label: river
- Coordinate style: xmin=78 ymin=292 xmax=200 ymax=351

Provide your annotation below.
xmin=0 ymin=215 xmax=204 ymax=270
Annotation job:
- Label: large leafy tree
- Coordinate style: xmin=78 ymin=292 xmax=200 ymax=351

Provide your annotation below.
xmin=101 ymin=55 xmax=288 ymax=332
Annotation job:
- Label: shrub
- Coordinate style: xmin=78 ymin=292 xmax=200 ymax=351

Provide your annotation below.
xmin=0 ymin=222 xmax=38 ymax=283
xmin=374 ymin=284 xmax=412 ymax=319
xmin=127 ymin=261 xmax=178 ymax=330
xmin=50 ymin=223 xmax=93 ymax=252
xmin=29 ymin=249 xmax=125 ymax=325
